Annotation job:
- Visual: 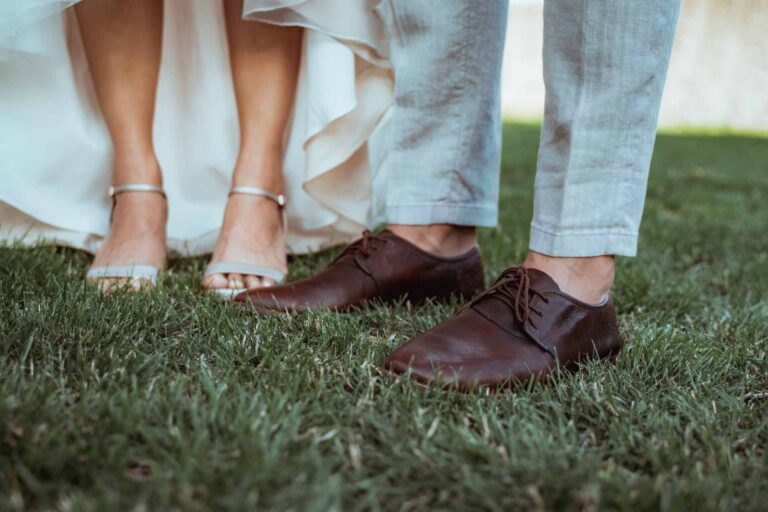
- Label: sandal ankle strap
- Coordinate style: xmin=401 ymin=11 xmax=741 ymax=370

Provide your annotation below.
xmin=107 ymin=184 xmax=166 ymax=225
xmin=109 ymin=184 xmax=166 ymax=198
xmin=229 ymin=186 xmax=285 ymax=207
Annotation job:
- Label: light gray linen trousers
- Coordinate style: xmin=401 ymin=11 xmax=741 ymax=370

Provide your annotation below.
xmin=378 ymin=0 xmax=681 ymax=257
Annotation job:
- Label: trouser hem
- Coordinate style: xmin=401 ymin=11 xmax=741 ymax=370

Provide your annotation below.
xmin=386 ymin=203 xmax=498 ymax=228
xmin=529 ymin=225 xmax=639 ymax=257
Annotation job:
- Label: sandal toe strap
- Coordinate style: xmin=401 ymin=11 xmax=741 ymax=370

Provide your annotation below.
xmin=87 ymin=264 xmax=160 ymax=284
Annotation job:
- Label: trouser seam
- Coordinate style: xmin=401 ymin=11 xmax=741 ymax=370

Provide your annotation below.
xmin=448 ymin=6 xmax=472 ymax=204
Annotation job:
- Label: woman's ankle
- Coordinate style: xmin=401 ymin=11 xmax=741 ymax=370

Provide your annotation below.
xmin=112 ymin=152 xmax=163 ymax=186
xmin=230 ymin=153 xmax=284 ymax=192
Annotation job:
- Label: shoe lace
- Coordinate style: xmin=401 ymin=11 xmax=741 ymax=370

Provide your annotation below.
xmin=332 ymin=230 xmax=389 ymax=276
xmin=464 ymin=266 xmax=550 ymax=329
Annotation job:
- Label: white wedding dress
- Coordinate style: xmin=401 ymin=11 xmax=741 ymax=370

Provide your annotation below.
xmin=0 ymin=0 xmax=392 ymax=256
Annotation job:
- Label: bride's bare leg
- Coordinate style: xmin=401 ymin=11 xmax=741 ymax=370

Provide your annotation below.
xmin=204 ymin=0 xmax=302 ymax=291
xmin=76 ymin=0 xmax=166 ymax=289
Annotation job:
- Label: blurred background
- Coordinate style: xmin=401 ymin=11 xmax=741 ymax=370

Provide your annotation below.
xmin=501 ymin=0 xmax=768 ymax=130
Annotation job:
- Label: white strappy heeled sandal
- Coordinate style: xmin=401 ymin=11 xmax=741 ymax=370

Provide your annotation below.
xmin=86 ymin=184 xmax=166 ymax=289
xmin=204 ymin=186 xmax=287 ymax=299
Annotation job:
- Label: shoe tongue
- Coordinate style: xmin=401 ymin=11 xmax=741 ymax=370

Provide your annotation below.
xmin=521 ymin=267 xmax=561 ymax=293
xmin=378 ymin=229 xmax=398 ymax=240
xmin=473 ymin=267 xmax=561 ymax=310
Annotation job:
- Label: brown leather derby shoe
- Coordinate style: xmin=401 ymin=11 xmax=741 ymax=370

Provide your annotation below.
xmin=384 ymin=266 xmax=624 ymax=390
xmin=234 ymin=230 xmax=485 ymax=312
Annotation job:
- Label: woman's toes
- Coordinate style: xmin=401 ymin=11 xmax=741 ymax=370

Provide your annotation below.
xmin=96 ymin=278 xmax=117 ymax=292
xmin=92 ymin=277 xmax=143 ymax=293
xmin=228 ymin=273 xmax=245 ymax=289
xmin=203 ymin=273 xmax=229 ymax=289
xmin=245 ymin=275 xmax=263 ymax=290
xmin=130 ymin=277 xmax=152 ymax=291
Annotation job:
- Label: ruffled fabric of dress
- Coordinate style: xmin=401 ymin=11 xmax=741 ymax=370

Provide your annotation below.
xmin=0 ymin=0 xmax=78 ymax=61
xmin=0 ymin=0 xmax=393 ymax=256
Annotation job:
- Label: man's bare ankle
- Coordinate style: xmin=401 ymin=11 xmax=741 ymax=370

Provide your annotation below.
xmin=522 ymin=251 xmax=615 ymax=305
xmin=388 ymin=224 xmax=477 ymax=258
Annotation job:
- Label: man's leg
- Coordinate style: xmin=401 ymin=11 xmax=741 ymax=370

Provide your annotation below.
xmin=385 ymin=0 xmax=681 ymax=389
xmin=525 ymin=0 xmax=681 ymax=303
xmin=235 ymin=0 xmax=510 ymax=311
xmin=380 ymin=0 xmax=509 ymax=257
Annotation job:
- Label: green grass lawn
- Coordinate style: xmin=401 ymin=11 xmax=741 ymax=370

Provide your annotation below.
xmin=1 ymin=123 xmax=767 ymax=511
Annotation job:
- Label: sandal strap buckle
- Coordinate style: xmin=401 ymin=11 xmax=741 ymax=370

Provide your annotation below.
xmin=229 ymin=186 xmax=286 ymax=207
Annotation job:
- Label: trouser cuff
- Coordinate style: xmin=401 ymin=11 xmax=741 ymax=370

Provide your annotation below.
xmin=386 ymin=203 xmax=498 ymax=228
xmin=529 ymin=225 xmax=639 ymax=257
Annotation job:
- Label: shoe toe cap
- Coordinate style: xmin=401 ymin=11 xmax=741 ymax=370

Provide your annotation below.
xmin=383 ymin=310 xmax=551 ymax=389
xmin=233 ymin=287 xmax=289 ymax=310
xmin=383 ymin=313 xmax=491 ymax=382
